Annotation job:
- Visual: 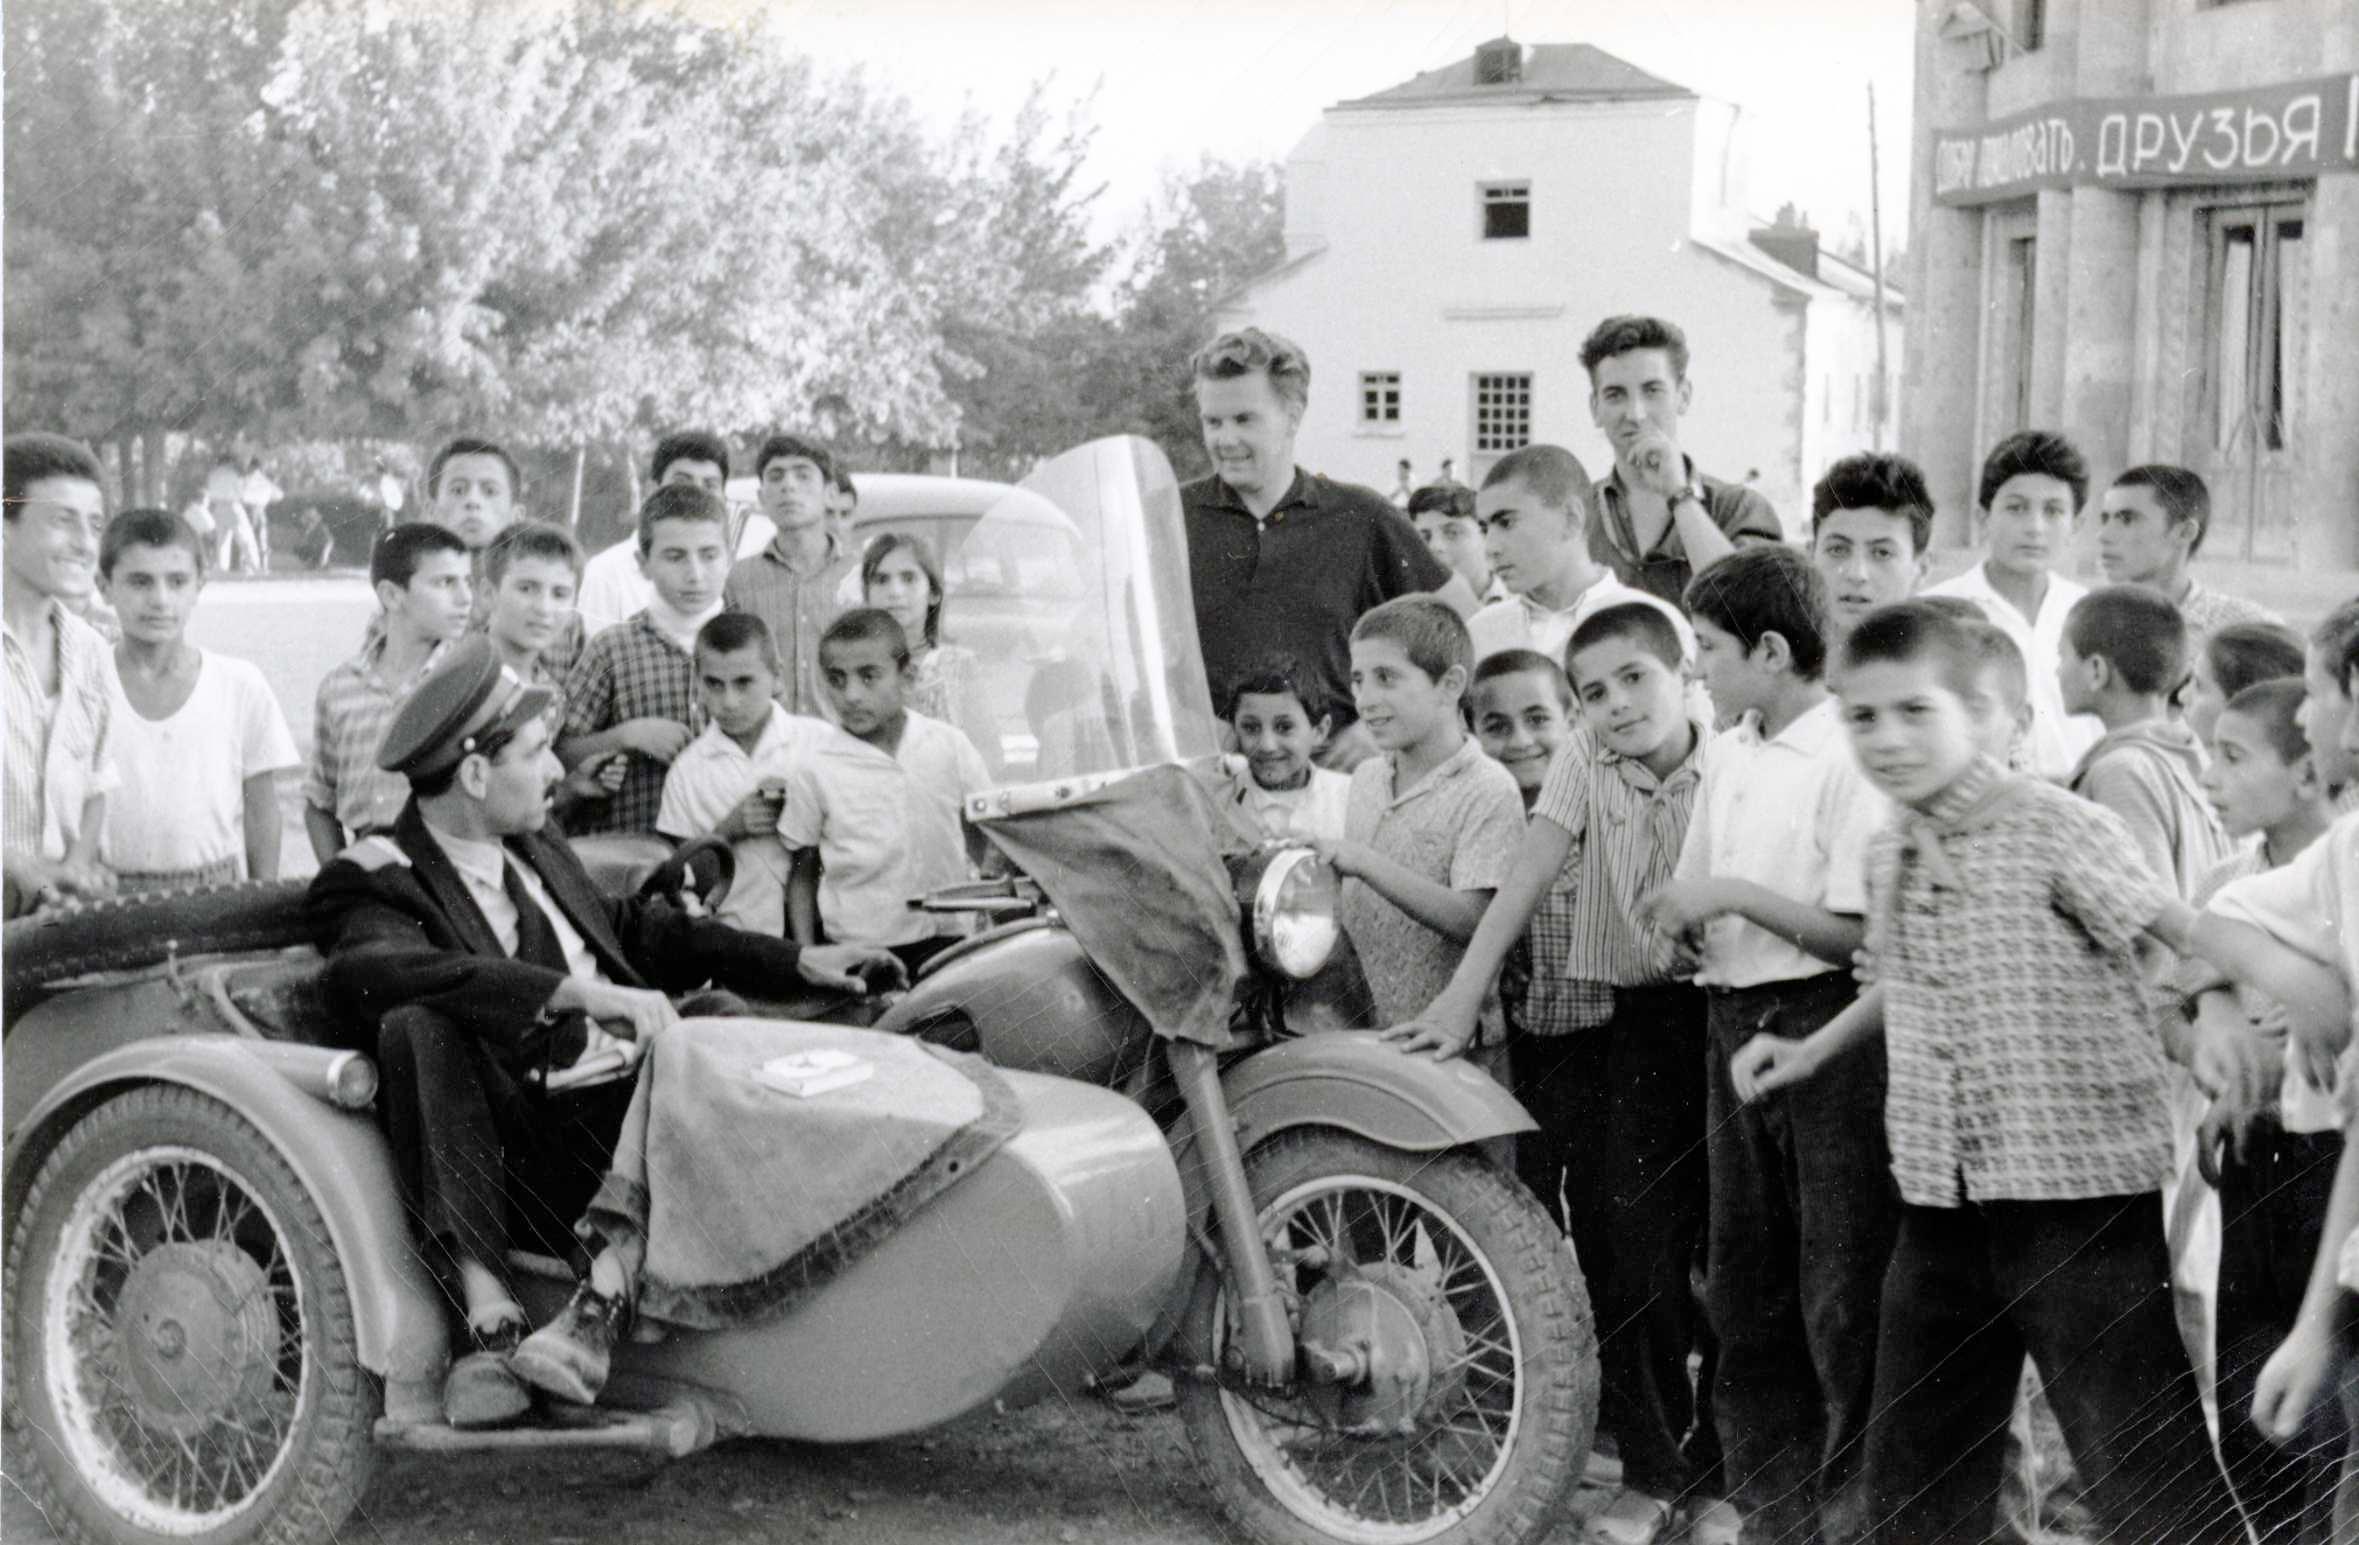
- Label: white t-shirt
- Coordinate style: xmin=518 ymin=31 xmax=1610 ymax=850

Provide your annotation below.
xmin=1467 ymin=572 xmax=1695 ymax=670
xmin=576 ymin=512 xmax=779 ymax=639
xmin=1674 ymin=698 xmax=1889 ymax=988
xmin=656 ymin=709 xmax=833 ymax=935
xmin=102 ymin=651 xmax=299 ymax=878
xmin=777 ymin=711 xmax=990 ymax=946
xmin=1922 ymin=561 xmax=2101 ymax=781
xmin=1223 ymin=759 xmax=1353 ymax=845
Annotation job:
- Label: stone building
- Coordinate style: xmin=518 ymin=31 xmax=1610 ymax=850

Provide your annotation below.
xmin=1904 ymin=0 xmax=2359 ymax=562
xmin=1211 ymin=39 xmax=1903 ymax=530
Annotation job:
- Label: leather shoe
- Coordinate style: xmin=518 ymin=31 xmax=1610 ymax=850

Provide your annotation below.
xmin=508 ymin=1283 xmax=627 ymax=1405
xmin=444 ymin=1318 xmax=530 ymax=1429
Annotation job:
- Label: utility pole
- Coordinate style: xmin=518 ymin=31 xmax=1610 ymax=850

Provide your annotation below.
xmin=1868 ymin=82 xmax=1890 ymax=452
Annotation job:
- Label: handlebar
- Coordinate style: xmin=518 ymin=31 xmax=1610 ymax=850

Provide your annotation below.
xmin=908 ymin=877 xmax=1047 ymax=915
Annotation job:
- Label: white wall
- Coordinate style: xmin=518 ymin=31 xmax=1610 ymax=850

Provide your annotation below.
xmin=1215 ymin=97 xmax=1832 ymax=531
xmin=1799 ymin=291 xmax=1907 ymax=501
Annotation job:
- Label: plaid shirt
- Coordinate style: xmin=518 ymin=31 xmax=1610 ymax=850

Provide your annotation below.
xmin=1868 ymin=758 xmax=2177 ymax=1207
xmin=3 ymin=602 xmax=118 ymax=861
xmin=724 ymin=530 xmax=858 ymax=718
xmin=304 ymin=636 xmax=448 ymax=837
xmin=561 ymin=611 xmax=703 ymax=835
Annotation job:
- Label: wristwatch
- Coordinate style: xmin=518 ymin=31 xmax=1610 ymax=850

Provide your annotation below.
xmin=1671 ymin=482 xmax=1707 ymax=510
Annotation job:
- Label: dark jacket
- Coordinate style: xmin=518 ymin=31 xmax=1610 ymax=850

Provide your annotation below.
xmin=306 ymin=800 xmax=804 ymax=1062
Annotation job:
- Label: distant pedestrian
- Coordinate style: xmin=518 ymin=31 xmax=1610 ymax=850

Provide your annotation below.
xmin=206 ymin=455 xmax=259 ymax=575
xmin=1390 ymin=458 xmax=1414 ymax=508
xmin=242 ymin=456 xmax=281 ymax=571
xmin=1184 ymin=327 xmax=1476 ymax=772
xmin=1407 ymin=481 xmax=1498 ymax=601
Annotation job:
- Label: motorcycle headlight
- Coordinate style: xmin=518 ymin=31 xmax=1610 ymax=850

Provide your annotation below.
xmin=1239 ymin=845 xmax=1340 ymax=981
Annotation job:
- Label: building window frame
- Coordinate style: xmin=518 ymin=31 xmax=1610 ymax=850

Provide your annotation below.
xmin=1358 ymin=371 xmax=1402 ymax=427
xmin=2191 ymin=190 xmax=2310 ymax=561
xmin=1468 ymin=372 xmax=1533 ymax=482
xmin=1479 ymin=181 xmax=1531 ymax=241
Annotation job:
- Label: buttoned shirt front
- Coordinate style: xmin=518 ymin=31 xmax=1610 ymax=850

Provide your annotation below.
xmin=1674 ymin=699 xmax=1886 ymax=989
xmin=3 ymin=601 xmax=119 ymax=860
xmin=776 ymin=712 xmax=989 ymax=947
xmin=423 ymin=822 xmax=604 ymax=983
xmin=1467 ymin=571 xmax=1695 ymax=670
xmin=1340 ymin=737 xmax=1525 ymax=1034
xmin=657 ymin=709 xmax=833 ymax=935
xmin=1922 ymin=560 xmax=2100 ymax=780
xmin=561 ymin=611 xmax=704 ymax=836
xmin=305 ymin=635 xmax=448 ymax=837
xmin=1587 ymin=462 xmax=1783 ymax=609
xmin=1530 ymin=713 xmax=1712 ymax=1028
xmin=723 ymin=527 xmax=858 ymax=718
xmin=1868 ymin=761 xmax=2177 ymax=1206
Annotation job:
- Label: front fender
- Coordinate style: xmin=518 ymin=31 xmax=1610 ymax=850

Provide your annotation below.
xmin=7 ymin=1035 xmax=446 ymax=1410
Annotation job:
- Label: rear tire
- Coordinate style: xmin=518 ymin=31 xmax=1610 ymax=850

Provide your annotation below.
xmin=1177 ymin=1131 xmax=1596 ymax=1545
xmin=5 ymin=1085 xmax=379 ymax=1545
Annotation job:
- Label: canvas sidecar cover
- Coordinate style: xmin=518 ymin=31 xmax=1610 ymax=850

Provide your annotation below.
xmin=583 ymin=1019 xmax=1021 ymax=1329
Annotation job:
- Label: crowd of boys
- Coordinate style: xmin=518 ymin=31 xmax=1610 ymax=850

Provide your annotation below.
xmin=12 ymin=304 xmax=2359 ymax=1545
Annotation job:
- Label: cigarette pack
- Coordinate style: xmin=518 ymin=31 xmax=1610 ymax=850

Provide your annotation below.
xmin=752 ymin=1048 xmax=874 ymax=1098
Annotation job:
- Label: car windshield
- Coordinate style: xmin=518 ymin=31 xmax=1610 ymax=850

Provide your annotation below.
xmin=942 ymin=437 xmax=1220 ymax=788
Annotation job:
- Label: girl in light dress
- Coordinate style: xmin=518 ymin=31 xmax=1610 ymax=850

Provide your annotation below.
xmin=860 ymin=532 xmax=997 ymax=773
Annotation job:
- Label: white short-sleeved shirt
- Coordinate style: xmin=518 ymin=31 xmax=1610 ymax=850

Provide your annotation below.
xmin=1224 ymin=760 xmax=1353 ymax=845
xmin=1674 ymin=697 xmax=1890 ymax=988
xmin=1467 ymin=572 xmax=1694 ymax=670
xmin=777 ymin=711 xmax=990 ymax=946
xmin=656 ymin=708 xmax=834 ymax=935
xmin=575 ymin=512 xmax=779 ymax=639
xmin=103 ymin=650 xmax=298 ymax=878
xmin=1922 ymin=560 xmax=2101 ymax=781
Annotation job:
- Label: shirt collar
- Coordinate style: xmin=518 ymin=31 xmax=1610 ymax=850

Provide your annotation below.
xmin=1738 ymin=696 xmax=1839 ymax=753
xmin=2 ymin=597 xmax=69 ymax=666
xmin=421 ymin=820 xmax=509 ymax=893
xmin=763 ymin=525 xmax=845 ymax=575
xmin=1382 ymin=735 xmax=1485 ymax=809
xmin=1595 ymin=710 xmax=1711 ymax=792
xmin=1517 ymin=569 xmax=1616 ymax=622
xmin=1207 ymin=467 xmax=1314 ymax=518
xmin=1914 ymin=753 xmax=2008 ymax=824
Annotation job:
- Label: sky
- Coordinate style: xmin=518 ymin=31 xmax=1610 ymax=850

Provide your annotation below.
xmin=709 ymin=0 xmax=1917 ymax=255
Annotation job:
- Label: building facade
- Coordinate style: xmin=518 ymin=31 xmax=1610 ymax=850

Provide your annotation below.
xmin=1904 ymin=0 xmax=2359 ymax=562
xmin=1211 ymin=40 xmax=1903 ymax=531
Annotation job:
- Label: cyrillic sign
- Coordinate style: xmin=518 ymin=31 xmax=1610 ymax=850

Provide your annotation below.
xmin=1932 ymin=73 xmax=2359 ymax=206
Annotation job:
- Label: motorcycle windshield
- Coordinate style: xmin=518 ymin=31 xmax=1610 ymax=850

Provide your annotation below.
xmin=949 ymin=438 xmax=1249 ymax=1050
xmin=945 ymin=436 xmax=1220 ymax=787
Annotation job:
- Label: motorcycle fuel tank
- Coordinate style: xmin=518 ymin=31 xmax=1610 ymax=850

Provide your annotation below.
xmin=874 ymin=922 xmax=1156 ymax=1088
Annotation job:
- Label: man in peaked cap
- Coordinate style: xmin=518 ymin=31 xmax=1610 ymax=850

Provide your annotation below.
xmin=307 ymin=637 xmax=903 ymax=1429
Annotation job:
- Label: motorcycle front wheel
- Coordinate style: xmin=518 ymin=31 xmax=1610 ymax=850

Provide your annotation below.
xmin=1177 ymin=1130 xmax=1598 ymax=1545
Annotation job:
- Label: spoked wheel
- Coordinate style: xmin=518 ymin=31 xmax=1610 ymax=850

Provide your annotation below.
xmin=1178 ymin=1132 xmax=1597 ymax=1545
xmin=5 ymin=1086 xmax=378 ymax=1545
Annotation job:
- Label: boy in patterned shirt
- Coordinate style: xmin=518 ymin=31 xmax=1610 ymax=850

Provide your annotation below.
xmin=558 ymin=486 xmax=729 ymax=835
xmin=1734 ymin=601 xmax=2246 ymax=1545
xmin=1403 ymin=602 xmax=1717 ymax=1543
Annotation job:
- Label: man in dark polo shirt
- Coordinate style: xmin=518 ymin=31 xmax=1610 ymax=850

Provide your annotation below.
xmin=1184 ymin=328 xmax=1476 ymax=770
xmin=1581 ymin=315 xmax=1784 ymax=608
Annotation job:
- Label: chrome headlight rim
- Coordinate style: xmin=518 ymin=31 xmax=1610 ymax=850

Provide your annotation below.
xmin=1246 ymin=844 xmax=1339 ymax=981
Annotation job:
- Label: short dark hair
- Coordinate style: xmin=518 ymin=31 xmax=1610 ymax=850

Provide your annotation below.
xmin=1684 ymin=545 xmax=1829 ymax=680
xmin=2222 ymin=677 xmax=2311 ymax=764
xmin=99 ymin=508 xmax=208 ymax=580
xmin=371 ymin=521 xmax=468 ymax=590
xmin=860 ymin=531 xmax=946 ymax=647
xmin=1579 ymin=315 xmax=1689 ymax=382
xmin=1811 ymin=453 xmax=1934 ymax=554
xmin=1222 ymin=653 xmax=1322 ymax=722
xmin=1567 ymin=601 xmax=1685 ymax=679
xmin=2205 ymin=621 xmax=2305 ymax=703
xmin=2111 ymin=464 xmax=2212 ymax=555
xmin=1977 ymin=430 xmax=2089 ymax=513
xmin=821 ymin=606 xmax=912 ymax=668
xmin=753 ymin=432 xmax=835 ymax=484
xmin=427 ymin=435 xmax=522 ymax=499
xmin=695 ymin=609 xmax=778 ymax=666
xmin=1189 ymin=328 xmax=1312 ymax=418
xmin=2064 ymin=585 xmax=2186 ymax=696
xmin=651 ymin=431 xmax=729 ymax=484
xmin=636 ymin=484 xmax=729 ymax=553
xmin=1351 ymin=596 xmax=1471 ymax=686
xmin=484 ymin=521 xmax=582 ymax=585
xmin=1405 ymin=482 xmax=1476 ymax=519
xmin=1840 ymin=601 xmax=1983 ymax=702
xmin=1481 ymin=444 xmax=1591 ymax=515
xmin=1471 ymin=648 xmax=1571 ymax=706
xmin=2309 ymin=597 xmax=2359 ymax=660
xmin=5 ymin=432 xmax=105 ymax=518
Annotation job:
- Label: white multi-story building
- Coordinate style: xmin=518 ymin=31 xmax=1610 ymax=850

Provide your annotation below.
xmin=1211 ymin=38 xmax=1904 ymax=532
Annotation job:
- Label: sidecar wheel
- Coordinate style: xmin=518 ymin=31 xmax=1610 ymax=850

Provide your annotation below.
xmin=5 ymin=1085 xmax=380 ymax=1545
xmin=1177 ymin=1131 xmax=1597 ymax=1545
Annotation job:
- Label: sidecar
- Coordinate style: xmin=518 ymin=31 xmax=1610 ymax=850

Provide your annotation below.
xmin=1 ymin=839 xmax=1186 ymax=1545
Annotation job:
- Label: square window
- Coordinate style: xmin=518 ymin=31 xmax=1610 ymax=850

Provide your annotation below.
xmin=1481 ymin=182 xmax=1530 ymax=241
xmin=1359 ymin=371 xmax=1402 ymax=424
xmin=1471 ymin=373 xmax=1533 ymax=454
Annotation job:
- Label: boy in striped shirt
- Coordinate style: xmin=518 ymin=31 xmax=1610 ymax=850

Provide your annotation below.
xmin=1395 ymin=602 xmax=1716 ymax=1543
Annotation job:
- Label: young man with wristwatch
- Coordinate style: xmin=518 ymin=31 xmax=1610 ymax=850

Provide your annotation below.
xmin=1581 ymin=315 xmax=1783 ymax=609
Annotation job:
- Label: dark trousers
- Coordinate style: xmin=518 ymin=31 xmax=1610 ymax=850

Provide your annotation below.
xmin=2215 ymin=1117 xmax=2349 ymax=1545
xmin=1866 ymin=1195 xmax=2244 ymax=1545
xmin=1513 ymin=984 xmax=1717 ymax=1500
xmin=1704 ymin=973 xmax=1895 ymax=1545
xmin=376 ymin=992 xmax=744 ymax=1314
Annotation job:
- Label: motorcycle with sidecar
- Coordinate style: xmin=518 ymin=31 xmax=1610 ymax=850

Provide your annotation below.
xmin=1 ymin=436 xmax=1597 ymax=1545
